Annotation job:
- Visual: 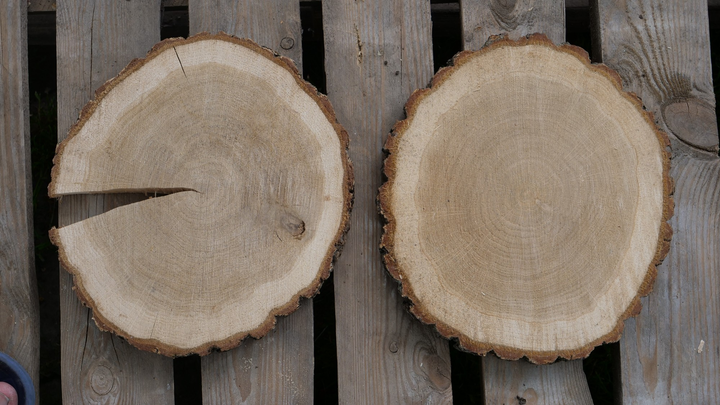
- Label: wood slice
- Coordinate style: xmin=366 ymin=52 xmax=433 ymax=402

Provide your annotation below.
xmin=48 ymin=33 xmax=353 ymax=357
xmin=379 ymin=34 xmax=673 ymax=364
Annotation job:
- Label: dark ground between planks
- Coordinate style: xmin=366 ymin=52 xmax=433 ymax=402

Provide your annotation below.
xmin=26 ymin=2 xmax=720 ymax=404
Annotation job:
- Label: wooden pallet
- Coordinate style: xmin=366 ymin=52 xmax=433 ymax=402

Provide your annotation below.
xmin=2 ymin=0 xmax=719 ymax=403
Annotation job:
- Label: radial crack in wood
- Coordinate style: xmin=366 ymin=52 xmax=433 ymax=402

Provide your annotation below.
xmin=379 ymin=34 xmax=673 ymax=364
xmin=48 ymin=33 xmax=353 ymax=357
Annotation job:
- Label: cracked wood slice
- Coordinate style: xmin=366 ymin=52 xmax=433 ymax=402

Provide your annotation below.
xmin=379 ymin=34 xmax=673 ymax=364
xmin=48 ymin=33 xmax=353 ymax=357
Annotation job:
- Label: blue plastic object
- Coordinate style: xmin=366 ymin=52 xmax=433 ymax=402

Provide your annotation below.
xmin=0 ymin=352 xmax=35 ymax=405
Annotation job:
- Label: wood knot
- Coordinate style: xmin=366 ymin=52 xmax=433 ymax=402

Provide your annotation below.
xmin=519 ymin=388 xmax=538 ymax=404
xmin=281 ymin=214 xmax=305 ymax=239
xmin=280 ymin=37 xmax=295 ymax=50
xmin=421 ymin=353 xmax=451 ymax=391
xmin=90 ymin=365 xmax=115 ymax=395
xmin=490 ymin=0 xmax=533 ymax=31
xmin=662 ymin=98 xmax=719 ymax=153
xmin=389 ymin=341 xmax=399 ymax=353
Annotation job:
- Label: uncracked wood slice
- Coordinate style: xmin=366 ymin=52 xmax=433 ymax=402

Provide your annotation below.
xmin=48 ymin=33 xmax=353 ymax=357
xmin=379 ymin=34 xmax=673 ymax=364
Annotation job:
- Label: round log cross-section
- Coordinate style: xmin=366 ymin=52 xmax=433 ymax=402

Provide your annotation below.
xmin=379 ymin=34 xmax=673 ymax=364
xmin=49 ymin=33 xmax=353 ymax=356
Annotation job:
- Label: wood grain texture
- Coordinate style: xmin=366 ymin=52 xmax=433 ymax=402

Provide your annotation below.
xmin=188 ymin=2 xmax=315 ymax=403
xmin=483 ymin=356 xmax=594 ymax=404
xmin=0 ymin=2 xmax=40 ymax=402
xmin=189 ymin=0 xmax=302 ymax=71
xmin=56 ymin=1 xmax=174 ymax=403
xmin=323 ymin=0 xmax=453 ymax=403
xmin=460 ymin=0 xmax=565 ymax=51
xmin=459 ymin=2 xmax=594 ymax=403
xmin=594 ymin=0 xmax=720 ymax=402
xmin=27 ymin=0 xmax=720 ymax=14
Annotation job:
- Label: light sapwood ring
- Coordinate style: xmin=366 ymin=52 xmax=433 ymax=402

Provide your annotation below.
xmin=379 ymin=34 xmax=673 ymax=364
xmin=48 ymin=33 xmax=353 ymax=357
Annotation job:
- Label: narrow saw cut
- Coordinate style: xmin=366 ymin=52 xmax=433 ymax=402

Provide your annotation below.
xmin=379 ymin=34 xmax=673 ymax=364
xmin=49 ymin=33 xmax=353 ymax=357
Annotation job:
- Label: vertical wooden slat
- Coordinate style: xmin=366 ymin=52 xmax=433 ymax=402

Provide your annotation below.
xmin=188 ymin=2 xmax=313 ymax=403
xmin=189 ymin=1 xmax=302 ymax=70
xmin=461 ymin=0 xmax=565 ymax=50
xmin=322 ymin=1 xmax=453 ymax=403
xmin=459 ymin=2 xmax=593 ymax=403
xmin=0 ymin=1 xmax=40 ymax=402
xmin=482 ymin=357 xmax=593 ymax=404
xmin=56 ymin=1 xmax=174 ymax=403
xmin=593 ymin=0 xmax=720 ymax=402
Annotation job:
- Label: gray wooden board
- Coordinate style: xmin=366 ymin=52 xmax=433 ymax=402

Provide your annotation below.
xmin=0 ymin=2 xmax=40 ymax=402
xmin=460 ymin=0 xmax=565 ymax=50
xmin=459 ymin=1 xmax=594 ymax=403
xmin=483 ymin=356 xmax=594 ymax=405
xmin=27 ymin=0 xmax=720 ymax=13
xmin=56 ymin=1 xmax=174 ymax=403
xmin=322 ymin=0 xmax=453 ymax=403
xmin=188 ymin=1 xmax=312 ymax=403
xmin=593 ymin=0 xmax=720 ymax=402
xmin=189 ymin=0 xmax=302 ymax=71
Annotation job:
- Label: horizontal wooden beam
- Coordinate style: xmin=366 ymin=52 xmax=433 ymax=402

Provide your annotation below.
xmin=28 ymin=0 xmax=720 ymax=14
xmin=27 ymin=0 xmax=720 ymax=13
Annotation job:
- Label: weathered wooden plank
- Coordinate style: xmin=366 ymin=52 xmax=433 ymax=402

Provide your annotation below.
xmin=29 ymin=0 xmax=720 ymax=14
xmin=189 ymin=0 xmax=302 ymax=71
xmin=0 ymin=2 xmax=40 ymax=402
xmin=461 ymin=0 xmax=565 ymax=51
xmin=198 ymin=311 xmax=313 ymax=404
xmin=187 ymin=2 xmax=312 ymax=403
xmin=483 ymin=356 xmax=594 ymax=404
xmin=593 ymin=0 xmax=720 ymax=402
xmin=459 ymin=1 xmax=594 ymax=403
xmin=56 ymin=1 xmax=174 ymax=403
xmin=322 ymin=1 xmax=453 ymax=403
